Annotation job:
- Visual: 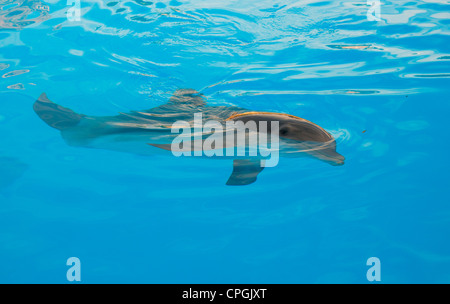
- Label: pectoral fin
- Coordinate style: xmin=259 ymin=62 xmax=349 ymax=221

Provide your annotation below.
xmin=147 ymin=141 xmax=205 ymax=152
xmin=226 ymin=159 xmax=265 ymax=186
xmin=148 ymin=143 xmax=173 ymax=151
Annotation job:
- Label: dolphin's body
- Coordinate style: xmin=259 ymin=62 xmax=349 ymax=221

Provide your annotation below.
xmin=33 ymin=89 xmax=344 ymax=185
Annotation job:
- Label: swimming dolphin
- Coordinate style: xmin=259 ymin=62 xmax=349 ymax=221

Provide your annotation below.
xmin=33 ymin=89 xmax=344 ymax=185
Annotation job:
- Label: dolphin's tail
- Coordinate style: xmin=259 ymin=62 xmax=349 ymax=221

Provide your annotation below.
xmin=33 ymin=93 xmax=84 ymax=130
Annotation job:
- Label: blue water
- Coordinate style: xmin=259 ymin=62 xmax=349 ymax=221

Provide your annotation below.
xmin=1 ymin=0 xmax=449 ymax=283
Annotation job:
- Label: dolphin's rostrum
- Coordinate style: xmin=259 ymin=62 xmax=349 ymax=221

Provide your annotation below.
xmin=33 ymin=89 xmax=344 ymax=185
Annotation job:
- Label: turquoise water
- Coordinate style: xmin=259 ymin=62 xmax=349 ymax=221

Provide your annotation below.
xmin=1 ymin=0 xmax=449 ymax=283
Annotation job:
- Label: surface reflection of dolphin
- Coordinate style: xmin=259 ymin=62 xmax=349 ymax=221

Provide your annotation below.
xmin=33 ymin=89 xmax=345 ymax=185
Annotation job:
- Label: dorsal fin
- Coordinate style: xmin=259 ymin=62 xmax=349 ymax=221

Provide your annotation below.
xmin=136 ymin=89 xmax=206 ymax=115
xmin=167 ymin=89 xmax=206 ymax=107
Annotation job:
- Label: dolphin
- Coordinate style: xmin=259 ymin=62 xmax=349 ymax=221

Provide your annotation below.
xmin=33 ymin=89 xmax=344 ymax=185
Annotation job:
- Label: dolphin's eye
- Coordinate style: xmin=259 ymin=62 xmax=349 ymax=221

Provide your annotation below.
xmin=280 ymin=127 xmax=289 ymax=136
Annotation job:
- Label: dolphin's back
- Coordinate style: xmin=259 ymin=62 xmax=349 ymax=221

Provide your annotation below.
xmin=34 ymin=93 xmax=84 ymax=130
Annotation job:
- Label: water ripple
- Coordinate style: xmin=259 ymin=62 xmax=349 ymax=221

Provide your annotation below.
xmin=0 ymin=0 xmax=49 ymax=29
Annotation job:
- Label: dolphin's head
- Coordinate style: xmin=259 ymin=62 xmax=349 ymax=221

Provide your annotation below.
xmin=226 ymin=112 xmax=345 ymax=166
